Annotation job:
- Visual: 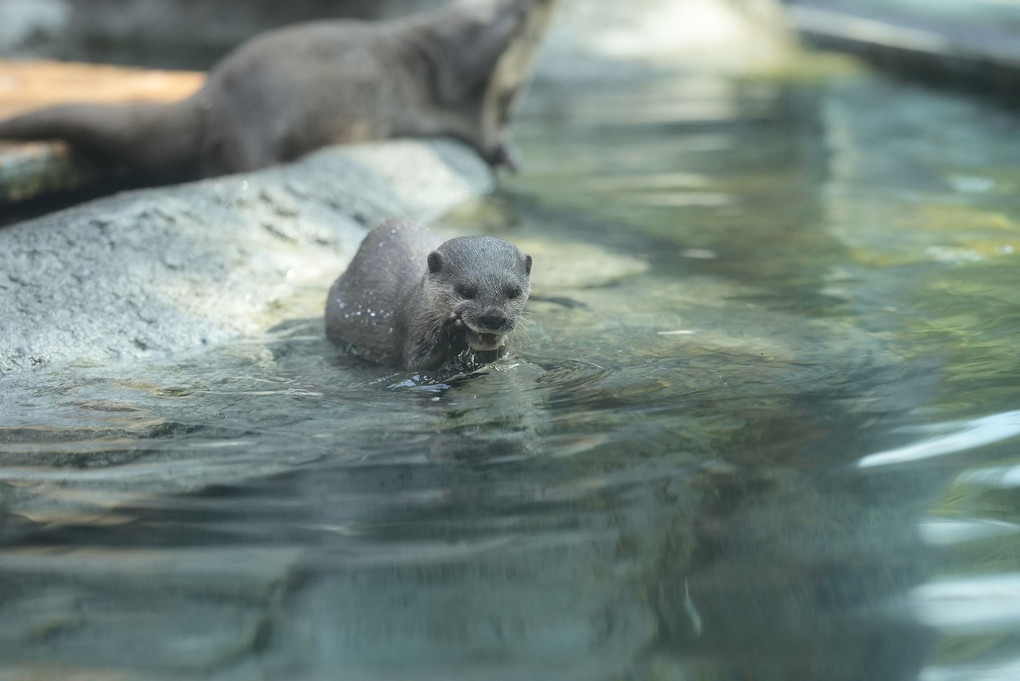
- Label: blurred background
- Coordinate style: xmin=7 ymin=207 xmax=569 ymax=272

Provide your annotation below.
xmin=2 ymin=0 xmax=1020 ymax=90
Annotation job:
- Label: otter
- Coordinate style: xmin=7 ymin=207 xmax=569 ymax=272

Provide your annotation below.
xmin=0 ymin=0 xmax=558 ymax=180
xmin=326 ymin=218 xmax=532 ymax=372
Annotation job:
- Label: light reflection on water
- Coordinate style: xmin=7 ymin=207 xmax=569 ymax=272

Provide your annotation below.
xmin=858 ymin=410 xmax=1020 ymax=468
xmin=1 ymin=71 xmax=1020 ymax=679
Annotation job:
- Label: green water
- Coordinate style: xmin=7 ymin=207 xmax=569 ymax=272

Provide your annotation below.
xmin=2 ymin=68 xmax=1020 ymax=680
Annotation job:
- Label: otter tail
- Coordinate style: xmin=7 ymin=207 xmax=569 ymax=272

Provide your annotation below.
xmin=0 ymin=97 xmax=204 ymax=179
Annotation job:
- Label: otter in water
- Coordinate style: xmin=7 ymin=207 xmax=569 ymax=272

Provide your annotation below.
xmin=0 ymin=0 xmax=557 ymax=180
xmin=326 ymin=218 xmax=532 ymax=372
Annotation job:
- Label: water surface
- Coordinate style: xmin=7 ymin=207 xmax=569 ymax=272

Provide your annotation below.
xmin=2 ymin=68 xmax=1020 ymax=680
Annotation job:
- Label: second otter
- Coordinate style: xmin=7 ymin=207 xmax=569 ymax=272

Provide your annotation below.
xmin=326 ymin=218 xmax=532 ymax=372
xmin=0 ymin=0 xmax=557 ymax=180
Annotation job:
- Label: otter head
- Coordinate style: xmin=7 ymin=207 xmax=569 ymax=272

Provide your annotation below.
xmin=415 ymin=0 xmax=559 ymax=172
xmin=425 ymin=235 xmax=532 ymax=353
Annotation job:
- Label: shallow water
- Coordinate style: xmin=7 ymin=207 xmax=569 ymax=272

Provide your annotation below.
xmin=2 ymin=68 xmax=1020 ymax=680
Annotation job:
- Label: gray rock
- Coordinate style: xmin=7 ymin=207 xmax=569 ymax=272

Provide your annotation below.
xmin=0 ymin=138 xmax=494 ymax=376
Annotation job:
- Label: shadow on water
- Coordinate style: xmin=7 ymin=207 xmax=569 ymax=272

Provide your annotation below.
xmin=2 ymin=68 xmax=1020 ymax=680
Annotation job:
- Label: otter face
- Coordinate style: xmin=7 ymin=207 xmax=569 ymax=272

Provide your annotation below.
xmin=455 ymin=275 xmax=527 ymax=351
xmin=426 ymin=235 xmax=532 ymax=354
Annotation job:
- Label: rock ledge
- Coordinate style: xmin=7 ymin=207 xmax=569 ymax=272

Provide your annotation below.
xmin=0 ymin=139 xmax=493 ymax=376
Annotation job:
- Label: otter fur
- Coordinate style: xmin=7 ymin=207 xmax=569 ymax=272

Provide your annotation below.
xmin=326 ymin=218 xmax=532 ymax=372
xmin=0 ymin=0 xmax=558 ymax=180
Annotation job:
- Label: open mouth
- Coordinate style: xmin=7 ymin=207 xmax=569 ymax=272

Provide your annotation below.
xmin=467 ymin=331 xmax=504 ymax=352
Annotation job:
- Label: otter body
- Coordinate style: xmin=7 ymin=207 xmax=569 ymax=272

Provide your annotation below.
xmin=0 ymin=0 xmax=557 ymax=180
xmin=326 ymin=218 xmax=532 ymax=372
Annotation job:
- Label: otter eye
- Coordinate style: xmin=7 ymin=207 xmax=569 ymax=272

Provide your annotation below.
xmin=506 ymin=285 xmax=522 ymax=300
xmin=455 ymin=284 xmax=476 ymax=299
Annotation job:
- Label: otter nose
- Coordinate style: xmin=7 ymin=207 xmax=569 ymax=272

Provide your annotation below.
xmin=478 ymin=310 xmax=508 ymax=330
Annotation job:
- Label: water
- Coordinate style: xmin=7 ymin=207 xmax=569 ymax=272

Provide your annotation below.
xmin=2 ymin=67 xmax=1020 ymax=680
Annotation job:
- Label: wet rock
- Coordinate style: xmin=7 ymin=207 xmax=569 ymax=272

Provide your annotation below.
xmin=0 ymin=138 xmax=493 ymax=376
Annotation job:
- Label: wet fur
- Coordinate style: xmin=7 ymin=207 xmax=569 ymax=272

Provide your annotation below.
xmin=0 ymin=0 xmax=557 ymax=180
xmin=326 ymin=218 xmax=532 ymax=372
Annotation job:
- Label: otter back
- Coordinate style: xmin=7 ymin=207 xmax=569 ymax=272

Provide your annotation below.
xmin=326 ymin=218 xmax=532 ymax=372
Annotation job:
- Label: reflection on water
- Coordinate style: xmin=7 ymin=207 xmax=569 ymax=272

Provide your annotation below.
xmin=2 ymin=67 xmax=1020 ymax=679
xmin=859 ymin=410 xmax=1020 ymax=468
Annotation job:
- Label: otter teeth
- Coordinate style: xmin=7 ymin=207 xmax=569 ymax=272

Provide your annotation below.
xmin=468 ymin=331 xmax=503 ymax=351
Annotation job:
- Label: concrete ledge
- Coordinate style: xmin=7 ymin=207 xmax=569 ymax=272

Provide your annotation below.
xmin=0 ymin=138 xmax=493 ymax=375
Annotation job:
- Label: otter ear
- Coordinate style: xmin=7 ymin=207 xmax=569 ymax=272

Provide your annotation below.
xmin=523 ymin=254 xmax=532 ymax=277
xmin=427 ymin=250 xmax=444 ymax=274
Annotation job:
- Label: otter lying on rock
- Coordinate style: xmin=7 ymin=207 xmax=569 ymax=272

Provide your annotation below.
xmin=0 ymin=0 xmax=557 ymax=180
xmin=326 ymin=218 xmax=532 ymax=372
